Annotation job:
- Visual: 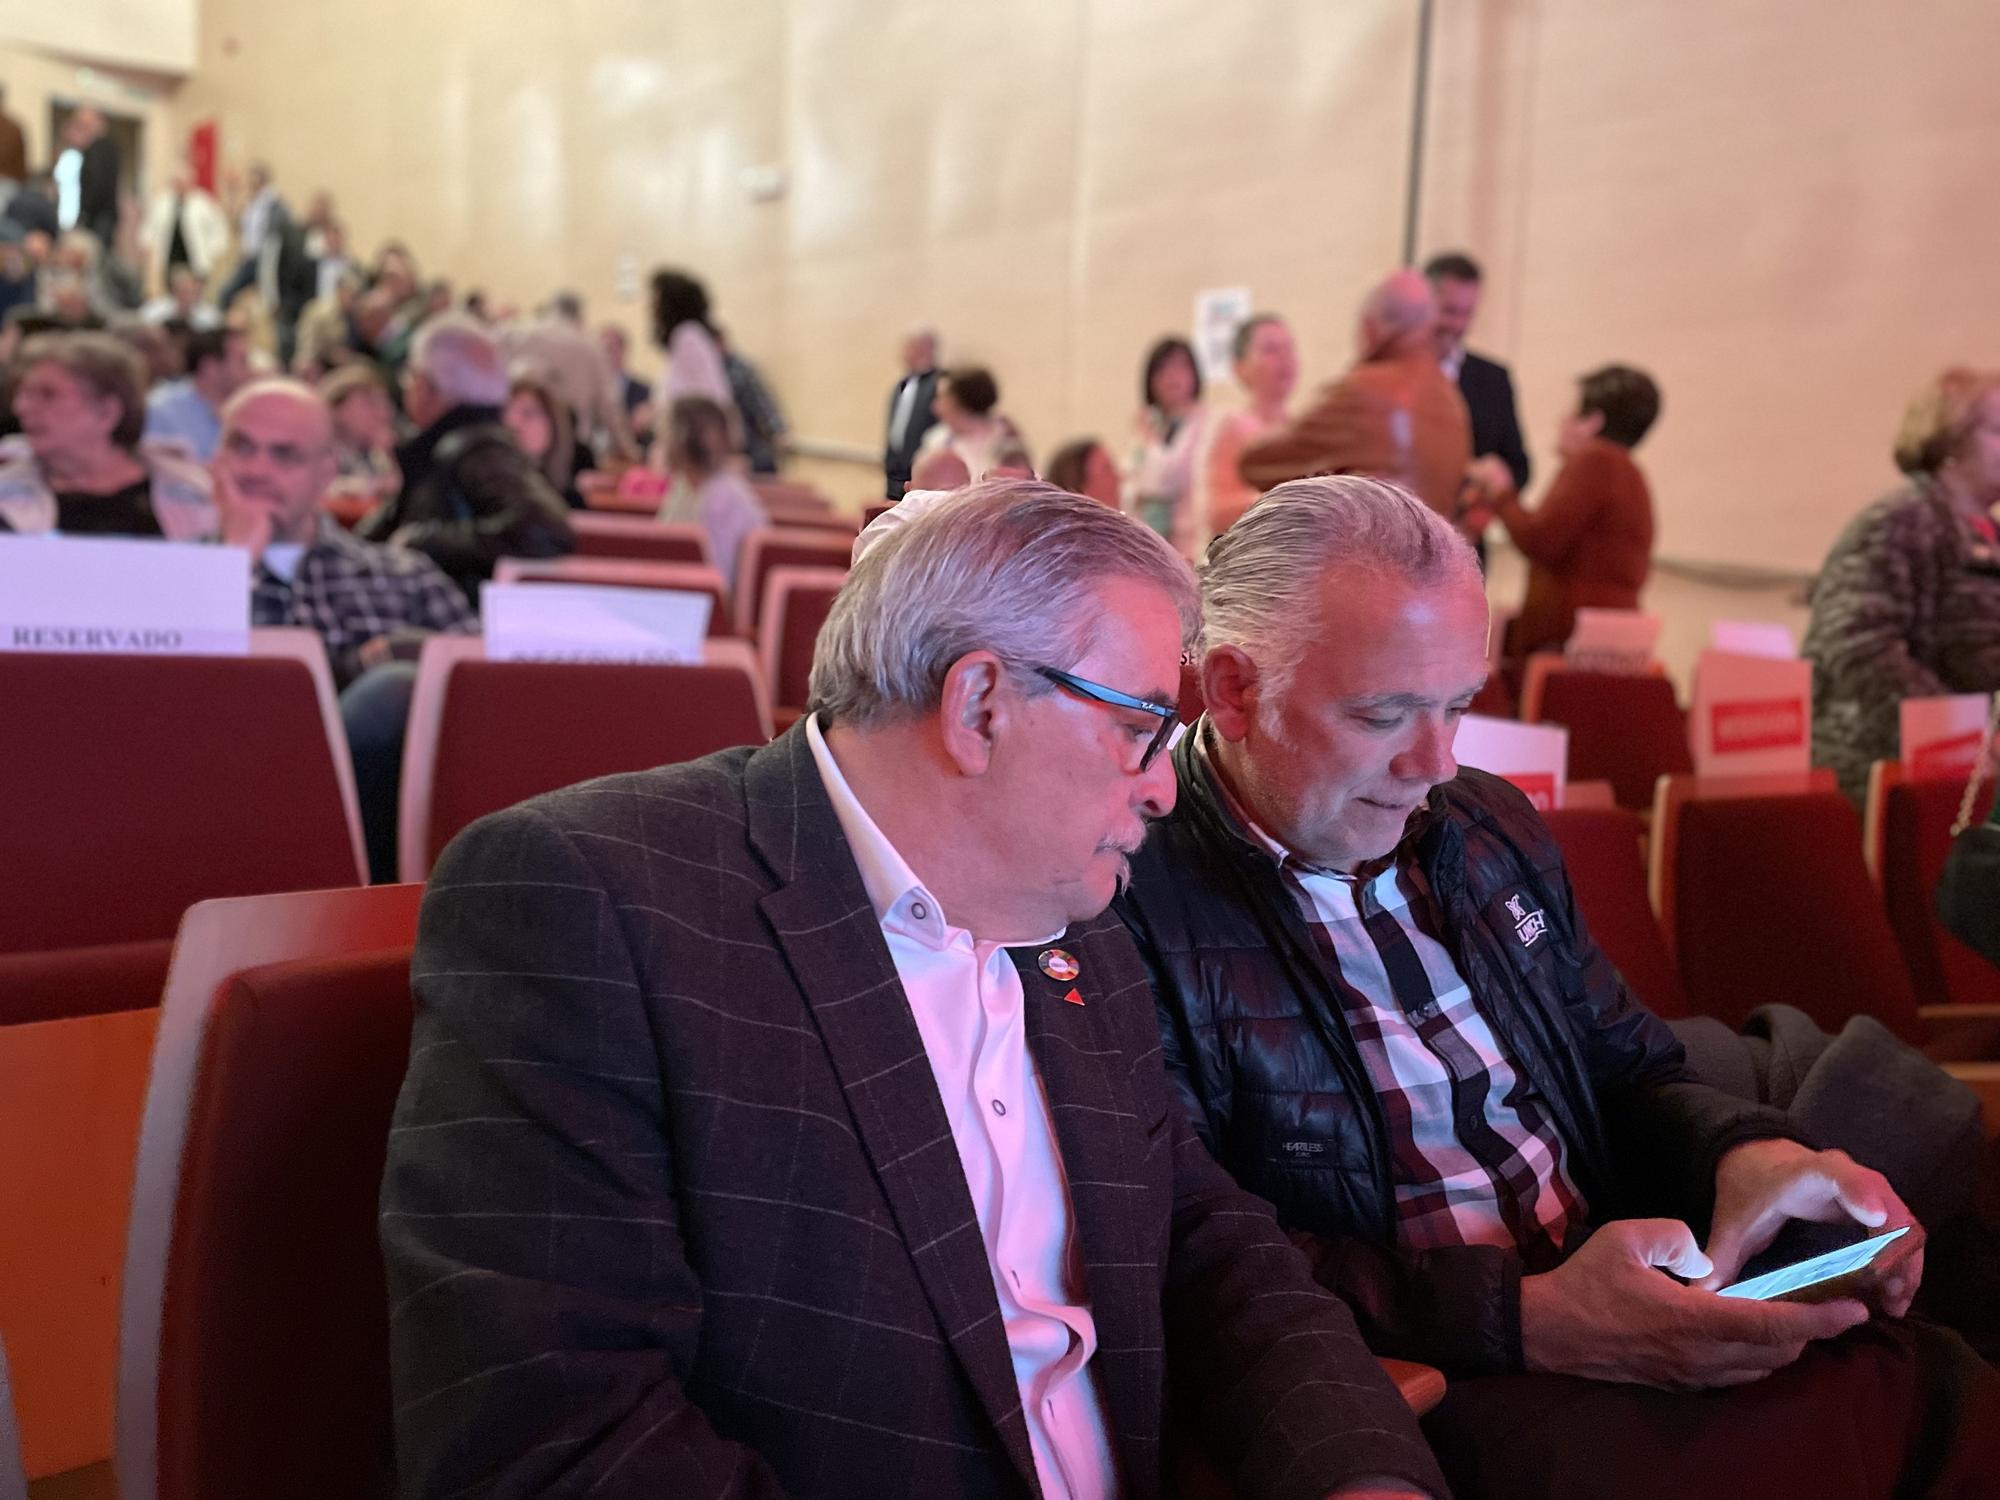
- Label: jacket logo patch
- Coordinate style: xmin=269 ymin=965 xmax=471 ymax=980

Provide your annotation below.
xmin=1280 ymin=1140 xmax=1325 ymax=1156
xmin=1505 ymin=893 xmax=1548 ymax=947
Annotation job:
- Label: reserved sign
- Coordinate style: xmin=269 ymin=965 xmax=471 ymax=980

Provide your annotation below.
xmin=1900 ymin=694 xmax=1994 ymax=779
xmin=1454 ymin=714 xmax=1568 ymax=811
xmin=482 ymin=581 xmax=711 ymax=663
xmin=0 ymin=535 xmax=249 ymax=655
xmin=1565 ymin=608 xmax=1660 ymax=674
xmin=1691 ymin=650 xmax=1811 ymax=777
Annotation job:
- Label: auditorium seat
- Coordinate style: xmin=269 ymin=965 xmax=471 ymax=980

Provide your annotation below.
xmin=1541 ymin=805 xmax=1688 ymax=1018
xmin=117 ymin=884 xmax=423 ymax=1500
xmin=1864 ymin=760 xmax=2000 ymax=1009
xmin=397 ymin=635 xmax=773 ymax=881
xmin=0 ymin=1340 xmax=20 ymax=1500
xmin=568 ymin=513 xmax=712 ymax=566
xmin=750 ymin=477 xmax=835 ymax=521
xmin=862 ymin=501 xmax=895 ymax=526
xmin=493 ymin=555 xmax=736 ymax=636
xmin=1650 ymin=774 xmax=2000 ymax=1075
xmin=0 ymin=1005 xmax=157 ymax=1481
xmin=0 ymin=630 xmax=367 ymax=1026
xmin=734 ymin=528 xmax=861 ymax=636
xmin=1521 ymin=655 xmax=1691 ymax=811
xmin=758 ymin=565 xmax=847 ymax=734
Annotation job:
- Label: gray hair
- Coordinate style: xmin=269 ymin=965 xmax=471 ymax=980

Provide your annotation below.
xmin=1201 ymin=475 xmax=1482 ymax=710
xmin=809 ymin=478 xmax=1198 ymax=729
xmin=409 ymin=313 xmax=509 ymax=408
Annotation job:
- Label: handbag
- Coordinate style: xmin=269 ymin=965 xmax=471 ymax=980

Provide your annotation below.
xmin=1935 ymin=691 xmax=2000 ymax=966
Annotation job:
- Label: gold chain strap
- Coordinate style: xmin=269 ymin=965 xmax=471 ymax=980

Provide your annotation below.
xmin=1951 ymin=691 xmax=2000 ymax=837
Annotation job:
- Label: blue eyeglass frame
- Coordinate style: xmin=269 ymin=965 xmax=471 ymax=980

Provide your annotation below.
xmin=1035 ymin=666 xmax=1179 ymax=770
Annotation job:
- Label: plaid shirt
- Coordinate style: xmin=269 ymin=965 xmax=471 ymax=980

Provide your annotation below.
xmin=250 ymin=519 xmax=477 ymax=686
xmin=1198 ymin=732 xmax=1585 ymax=1268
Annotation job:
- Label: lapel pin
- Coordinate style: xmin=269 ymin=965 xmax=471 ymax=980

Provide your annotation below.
xmin=1062 ymin=987 xmax=1085 ymax=1007
xmin=1037 ymin=948 xmax=1080 ymax=983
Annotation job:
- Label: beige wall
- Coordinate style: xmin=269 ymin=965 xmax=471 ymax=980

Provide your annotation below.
xmin=171 ymin=0 xmax=2000 ymax=571
xmin=0 ymin=0 xmax=196 ymax=76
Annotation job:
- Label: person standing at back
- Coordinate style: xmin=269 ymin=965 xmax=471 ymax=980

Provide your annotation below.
xmin=1425 ymin=251 xmax=1530 ymax=493
xmin=883 ymin=325 xmax=941 ymax=498
xmin=1203 ymin=312 xmax=1299 ymax=540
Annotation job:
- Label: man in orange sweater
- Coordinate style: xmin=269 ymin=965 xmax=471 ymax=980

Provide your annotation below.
xmin=1239 ymin=269 xmax=1471 ymax=520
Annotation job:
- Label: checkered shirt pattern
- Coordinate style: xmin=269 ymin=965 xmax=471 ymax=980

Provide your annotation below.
xmin=250 ymin=520 xmax=476 ymax=680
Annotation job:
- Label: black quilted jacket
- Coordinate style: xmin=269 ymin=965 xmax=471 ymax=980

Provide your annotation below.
xmin=1113 ymin=731 xmax=1795 ymax=1377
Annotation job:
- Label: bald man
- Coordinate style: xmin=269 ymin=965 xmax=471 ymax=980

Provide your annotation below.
xmin=1238 ymin=269 xmax=1472 ymax=519
xmin=217 ymin=379 xmax=476 ymax=877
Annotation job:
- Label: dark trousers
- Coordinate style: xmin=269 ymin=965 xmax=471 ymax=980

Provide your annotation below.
xmin=1421 ymin=1319 xmax=2000 ymax=1500
xmin=339 ymin=661 xmax=418 ymax=884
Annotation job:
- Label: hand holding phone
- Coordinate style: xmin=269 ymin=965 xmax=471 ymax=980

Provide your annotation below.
xmin=1715 ymin=1224 xmax=1927 ymax=1306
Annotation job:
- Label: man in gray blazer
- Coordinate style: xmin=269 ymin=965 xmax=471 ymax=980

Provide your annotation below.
xmin=381 ymin=480 xmax=1447 ymax=1499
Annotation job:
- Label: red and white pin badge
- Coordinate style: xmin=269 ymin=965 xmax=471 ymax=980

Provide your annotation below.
xmin=1037 ymin=948 xmax=1080 ymax=983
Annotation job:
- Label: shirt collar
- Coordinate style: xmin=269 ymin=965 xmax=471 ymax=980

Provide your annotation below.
xmin=1440 ymin=344 xmax=1466 ymax=382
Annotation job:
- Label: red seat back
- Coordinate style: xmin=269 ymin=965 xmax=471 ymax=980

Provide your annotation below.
xmin=759 ymin=567 xmax=846 ymax=732
xmin=1878 ymin=774 xmax=2000 ymax=1007
xmin=0 ymin=652 xmax=360 ymax=955
xmin=567 ymin=515 xmax=709 ymax=565
xmin=735 ymin=530 xmax=856 ymax=635
xmin=1533 ymin=669 xmax=1692 ymax=811
xmin=1540 ymin=807 xmax=1688 ymax=1018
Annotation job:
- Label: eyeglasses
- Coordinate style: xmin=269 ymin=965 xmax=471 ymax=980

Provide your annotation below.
xmin=1035 ymin=666 xmax=1179 ymax=771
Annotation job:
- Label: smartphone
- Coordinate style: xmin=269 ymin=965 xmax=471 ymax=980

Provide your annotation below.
xmin=1715 ymin=1224 xmax=1924 ymax=1304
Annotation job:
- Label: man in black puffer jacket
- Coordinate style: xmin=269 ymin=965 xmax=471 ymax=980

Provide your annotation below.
xmin=1116 ymin=476 xmax=2000 ymax=1499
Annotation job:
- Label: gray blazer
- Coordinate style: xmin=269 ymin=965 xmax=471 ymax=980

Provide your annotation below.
xmin=380 ymin=726 xmax=1445 ymax=1499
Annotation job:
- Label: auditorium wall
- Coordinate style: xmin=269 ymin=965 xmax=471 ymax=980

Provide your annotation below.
xmin=169 ymin=0 xmax=2000 ymax=574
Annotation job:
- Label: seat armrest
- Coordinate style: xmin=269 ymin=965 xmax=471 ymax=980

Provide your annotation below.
xmin=1379 ymin=1356 xmax=1447 ymax=1417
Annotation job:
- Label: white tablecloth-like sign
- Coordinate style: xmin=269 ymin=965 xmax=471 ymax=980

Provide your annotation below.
xmin=481 ymin=581 xmax=711 ymax=663
xmin=1689 ymin=649 xmax=1812 ymax=778
xmin=0 ymin=535 xmax=250 ymax=655
xmin=1453 ymin=714 xmax=1569 ymax=812
xmin=1709 ymin=619 xmax=1797 ymax=660
xmin=1565 ymin=608 xmax=1661 ymax=674
xmin=1899 ymin=693 xmax=1995 ymax=780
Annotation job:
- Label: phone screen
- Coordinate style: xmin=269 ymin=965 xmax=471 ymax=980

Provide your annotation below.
xmin=1715 ymin=1225 xmax=1910 ymax=1301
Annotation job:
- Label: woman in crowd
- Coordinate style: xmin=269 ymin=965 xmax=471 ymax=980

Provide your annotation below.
xmin=1804 ymin=366 xmax=2000 ymax=804
xmin=1126 ymin=335 xmax=1208 ymax=556
xmin=1463 ymin=363 xmax=1660 ymax=661
xmin=914 ymin=366 xmax=1012 ymax=481
xmin=651 ymin=268 xmax=733 ymax=413
xmin=1046 ymin=437 xmax=1122 ymax=508
xmin=1203 ymin=313 xmax=1298 ymax=539
xmin=503 ymin=372 xmax=583 ymax=509
xmin=321 ymin=361 xmax=402 ymax=500
xmin=657 ymin=394 xmax=765 ymax=595
xmin=0 ymin=330 xmax=214 ymax=537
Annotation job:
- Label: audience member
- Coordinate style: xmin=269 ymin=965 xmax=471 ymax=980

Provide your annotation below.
xmin=1203 ymin=312 xmax=1299 ymax=540
xmin=109 ymin=318 xmax=183 ymax=389
xmin=657 ymin=394 xmax=766 ymax=594
xmin=0 ymin=85 xmax=24 ymax=185
xmin=718 ymin=324 xmax=788 ymax=474
xmin=358 ymin=313 xmax=573 ymax=595
xmin=380 ymin=480 xmax=1448 ymax=1500
xmin=215 ymin=162 xmax=284 ymax=313
xmin=907 ymin=445 xmax=970 ymax=493
xmin=1426 ymin=251 xmax=1531 ymax=491
xmin=139 ymin=265 xmax=222 ymax=331
xmin=497 ymin=306 xmax=633 ymax=461
xmin=142 ymin=323 xmax=250 ymax=461
xmin=1127 ymin=335 xmax=1209 ymax=557
xmin=141 ymin=169 xmax=231 ymax=297
xmin=883 ymin=325 xmax=941 ymax=498
xmin=215 ymin=378 xmax=475 ymax=880
xmin=598 ymin=322 xmax=651 ymax=417
xmin=49 ymin=229 xmax=139 ymax=319
xmin=502 ymin=372 xmax=583 ymax=509
xmin=1046 ymin=436 xmax=1122 ymax=507
xmin=2 ymin=174 xmax=60 ymax=242
xmin=1116 ymin=476 xmax=2000 ymax=1498
xmin=55 ymin=108 xmax=121 ymax=250
xmin=915 ymin=364 xmax=1013 ymax=482
xmin=0 ymin=330 xmax=214 ymax=536
xmin=291 ymin=267 xmax=365 ymax=377
xmin=650 ymin=266 xmax=732 ymax=413
xmin=319 ymin=361 xmax=401 ymax=499
xmin=1463 ymin=364 xmax=1660 ymax=660
xmin=1805 ymin=367 xmax=2000 ymax=805
xmin=1240 ymin=269 xmax=1471 ymax=521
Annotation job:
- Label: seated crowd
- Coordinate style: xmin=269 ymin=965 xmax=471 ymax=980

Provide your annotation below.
xmin=7 ymin=159 xmax=2000 ymax=1500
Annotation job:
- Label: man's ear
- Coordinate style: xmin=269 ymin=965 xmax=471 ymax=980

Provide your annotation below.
xmin=937 ymin=651 xmax=1007 ymax=775
xmin=1201 ymin=646 xmax=1260 ymax=742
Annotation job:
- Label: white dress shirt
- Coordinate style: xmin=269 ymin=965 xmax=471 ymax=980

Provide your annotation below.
xmin=806 ymin=716 xmax=1118 ymax=1500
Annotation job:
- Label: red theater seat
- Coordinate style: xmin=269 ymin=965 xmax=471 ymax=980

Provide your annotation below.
xmin=759 ymin=565 xmax=847 ymax=734
xmin=1865 ymin=760 xmax=2000 ymax=1009
xmin=0 ymin=1336 xmax=22 ymax=1500
xmin=733 ymin=528 xmax=857 ymax=636
xmin=1522 ymin=655 xmax=1691 ymax=811
xmin=397 ymin=636 xmax=772 ymax=881
xmin=493 ymin=556 xmax=736 ymax=636
xmin=567 ymin=513 xmax=712 ymax=566
xmin=118 ymin=885 xmax=423 ymax=1500
xmin=0 ymin=631 xmax=366 ymax=1025
xmin=1540 ymin=805 xmax=1688 ymax=1019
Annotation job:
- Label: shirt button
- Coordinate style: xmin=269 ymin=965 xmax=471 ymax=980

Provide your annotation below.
xmin=991 ymin=1099 xmax=1007 ymax=1116
xmin=910 ymin=900 xmax=928 ymax=921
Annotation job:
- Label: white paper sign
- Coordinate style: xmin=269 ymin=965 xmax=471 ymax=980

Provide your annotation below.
xmin=1689 ymin=649 xmax=1812 ymax=778
xmin=1453 ymin=714 xmax=1568 ymax=812
xmin=1192 ymin=285 xmax=1254 ymax=385
xmin=481 ymin=581 xmax=710 ymax=663
xmin=1899 ymin=693 xmax=1995 ymax=779
xmin=0 ymin=535 xmax=250 ymax=655
xmin=1564 ymin=608 xmax=1661 ymax=674
xmin=1709 ymin=619 xmax=1797 ymax=659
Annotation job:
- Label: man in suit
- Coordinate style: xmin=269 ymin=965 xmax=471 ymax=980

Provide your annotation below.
xmin=883 ymin=326 xmax=941 ymax=499
xmin=381 ymin=479 xmax=1448 ymax=1499
xmin=1238 ymin=271 xmax=1471 ymax=522
xmin=65 ymin=107 xmax=122 ymax=252
xmin=1424 ymin=252 xmax=1530 ymax=493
